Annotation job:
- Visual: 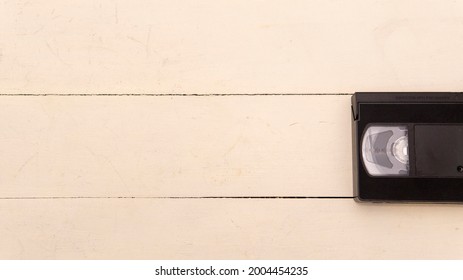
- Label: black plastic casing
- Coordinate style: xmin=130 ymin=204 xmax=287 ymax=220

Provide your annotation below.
xmin=352 ymin=92 xmax=463 ymax=203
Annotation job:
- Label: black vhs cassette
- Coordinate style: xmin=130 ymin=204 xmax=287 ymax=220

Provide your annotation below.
xmin=352 ymin=92 xmax=463 ymax=203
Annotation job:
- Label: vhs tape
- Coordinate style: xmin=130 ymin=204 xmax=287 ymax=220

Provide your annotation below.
xmin=352 ymin=92 xmax=463 ymax=203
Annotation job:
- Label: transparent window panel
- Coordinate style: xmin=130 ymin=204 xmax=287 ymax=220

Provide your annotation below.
xmin=361 ymin=125 xmax=409 ymax=176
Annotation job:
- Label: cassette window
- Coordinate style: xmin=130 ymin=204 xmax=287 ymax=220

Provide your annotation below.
xmin=361 ymin=125 xmax=409 ymax=176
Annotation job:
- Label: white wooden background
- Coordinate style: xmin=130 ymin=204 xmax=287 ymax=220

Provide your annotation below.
xmin=1 ymin=0 xmax=463 ymax=259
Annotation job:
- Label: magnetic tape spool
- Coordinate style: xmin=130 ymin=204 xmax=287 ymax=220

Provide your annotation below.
xmin=361 ymin=125 xmax=409 ymax=176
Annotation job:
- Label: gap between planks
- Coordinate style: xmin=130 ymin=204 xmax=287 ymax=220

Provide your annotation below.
xmin=0 ymin=196 xmax=354 ymax=200
xmin=0 ymin=93 xmax=353 ymax=97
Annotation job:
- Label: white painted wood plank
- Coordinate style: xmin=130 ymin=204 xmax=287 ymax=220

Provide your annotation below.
xmin=0 ymin=199 xmax=462 ymax=259
xmin=1 ymin=0 xmax=463 ymax=94
xmin=0 ymin=95 xmax=351 ymax=197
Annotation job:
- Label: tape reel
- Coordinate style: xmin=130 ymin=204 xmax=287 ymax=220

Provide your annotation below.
xmin=361 ymin=125 xmax=409 ymax=176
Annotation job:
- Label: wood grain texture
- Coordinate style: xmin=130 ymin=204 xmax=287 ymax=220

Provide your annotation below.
xmin=1 ymin=0 xmax=463 ymax=94
xmin=0 ymin=95 xmax=351 ymax=197
xmin=2 ymin=0 xmax=463 ymax=260
xmin=1 ymin=199 xmax=462 ymax=259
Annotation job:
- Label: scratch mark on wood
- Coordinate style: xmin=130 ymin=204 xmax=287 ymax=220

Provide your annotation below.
xmin=114 ymin=1 xmax=119 ymax=24
xmin=14 ymin=152 xmax=37 ymax=178
xmin=46 ymin=41 xmax=69 ymax=66
xmin=86 ymin=146 xmax=128 ymax=189
xmin=146 ymin=26 xmax=152 ymax=58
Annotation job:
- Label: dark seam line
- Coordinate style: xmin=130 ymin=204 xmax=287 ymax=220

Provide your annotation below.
xmin=0 ymin=93 xmax=353 ymax=97
xmin=0 ymin=196 xmax=354 ymax=200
